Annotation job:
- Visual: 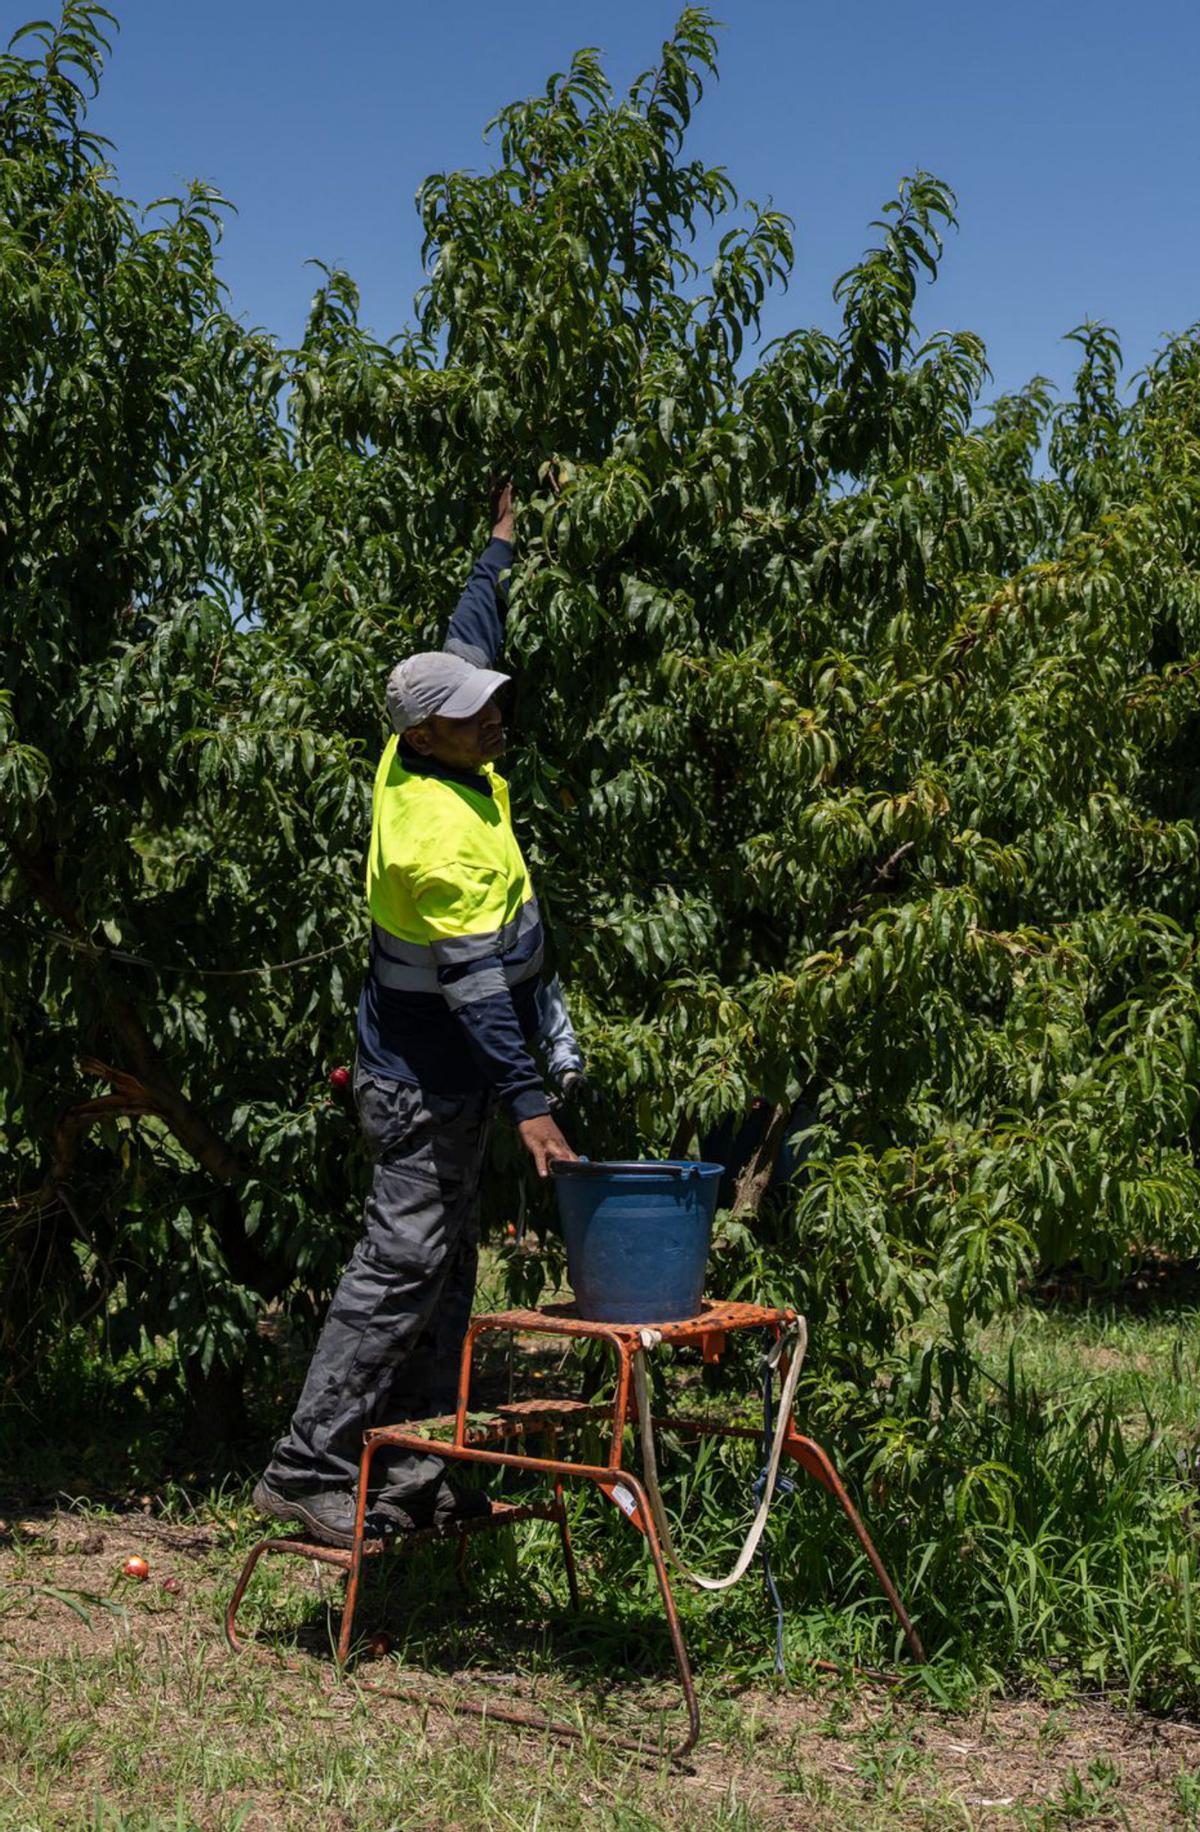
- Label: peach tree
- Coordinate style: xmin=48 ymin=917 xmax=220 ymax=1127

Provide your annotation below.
xmin=5 ymin=4 xmax=1200 ymax=1454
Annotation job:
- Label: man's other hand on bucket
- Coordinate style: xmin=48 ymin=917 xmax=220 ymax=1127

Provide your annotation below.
xmin=517 ymin=1111 xmax=578 ymax=1177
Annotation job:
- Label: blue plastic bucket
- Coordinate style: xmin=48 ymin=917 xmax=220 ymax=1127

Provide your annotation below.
xmin=550 ymin=1160 xmax=723 ymax=1323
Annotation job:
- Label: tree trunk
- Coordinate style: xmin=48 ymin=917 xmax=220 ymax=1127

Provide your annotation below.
xmin=730 ymin=1100 xmax=791 ymax=1217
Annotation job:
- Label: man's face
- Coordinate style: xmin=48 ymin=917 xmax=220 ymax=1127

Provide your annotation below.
xmin=407 ymin=692 xmax=506 ymax=770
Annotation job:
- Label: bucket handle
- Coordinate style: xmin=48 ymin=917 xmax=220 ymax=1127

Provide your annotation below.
xmin=550 ymin=1158 xmax=709 ymax=1179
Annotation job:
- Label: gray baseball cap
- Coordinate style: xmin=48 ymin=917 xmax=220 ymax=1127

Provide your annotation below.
xmin=385 ymin=651 xmax=511 ymax=735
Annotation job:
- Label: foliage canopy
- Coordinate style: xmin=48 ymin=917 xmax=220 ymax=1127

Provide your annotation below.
xmin=4 ymin=3 xmax=1200 ymax=1481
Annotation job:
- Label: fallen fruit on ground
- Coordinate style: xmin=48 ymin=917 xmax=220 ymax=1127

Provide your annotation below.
xmin=122 ymin=1556 xmax=150 ymax=1581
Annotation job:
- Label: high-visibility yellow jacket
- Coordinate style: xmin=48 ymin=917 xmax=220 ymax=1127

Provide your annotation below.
xmin=356 ymin=738 xmax=549 ymax=1121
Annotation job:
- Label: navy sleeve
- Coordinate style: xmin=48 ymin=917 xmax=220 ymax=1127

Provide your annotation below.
xmin=436 ymin=957 xmax=550 ymax=1123
xmin=443 ymin=538 xmax=513 ymax=669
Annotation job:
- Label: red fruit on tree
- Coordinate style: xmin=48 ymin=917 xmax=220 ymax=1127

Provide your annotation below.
xmin=328 ymin=1066 xmax=351 ymax=1093
xmin=122 ymin=1555 xmax=150 ymax=1581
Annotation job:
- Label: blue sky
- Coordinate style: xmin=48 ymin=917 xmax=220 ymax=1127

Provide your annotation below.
xmin=84 ymin=0 xmax=1200 ymax=409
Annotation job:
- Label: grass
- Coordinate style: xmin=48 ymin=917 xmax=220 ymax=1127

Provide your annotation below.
xmin=984 ymin=1282 xmax=1200 ymax=1438
xmin=7 ymin=1534 xmax=1198 ymax=1831
xmin=6 ymin=1271 xmax=1200 ymax=1826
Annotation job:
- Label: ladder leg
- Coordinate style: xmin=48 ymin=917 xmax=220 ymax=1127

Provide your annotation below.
xmin=554 ymin=1476 xmax=581 ymax=1612
xmin=608 ymin=1471 xmax=701 ymax=1762
xmin=225 ymin=1538 xmax=270 ymax=1653
xmin=785 ymin=1434 xmax=925 ymax=1664
xmin=338 ymin=1437 xmax=380 ymax=1664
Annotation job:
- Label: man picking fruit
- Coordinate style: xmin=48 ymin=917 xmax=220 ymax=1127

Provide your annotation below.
xmin=254 ymin=485 xmax=581 ymax=1546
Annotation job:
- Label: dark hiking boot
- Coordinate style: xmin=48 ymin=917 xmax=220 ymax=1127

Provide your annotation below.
xmin=368 ymin=1492 xmax=435 ymax=1536
xmin=371 ymin=1472 xmax=491 ymax=1536
xmin=431 ymin=1476 xmax=492 ymax=1527
xmin=252 ymin=1477 xmax=361 ymax=1549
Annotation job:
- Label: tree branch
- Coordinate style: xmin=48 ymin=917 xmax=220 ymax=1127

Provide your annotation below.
xmin=849 ymin=839 xmax=916 ymax=917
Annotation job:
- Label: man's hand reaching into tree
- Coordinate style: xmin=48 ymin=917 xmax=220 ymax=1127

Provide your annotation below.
xmin=491 ymin=480 xmax=515 ymax=544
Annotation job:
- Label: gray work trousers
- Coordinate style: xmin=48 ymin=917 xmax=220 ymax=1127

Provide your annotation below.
xmin=265 ymin=1066 xmax=491 ymax=1502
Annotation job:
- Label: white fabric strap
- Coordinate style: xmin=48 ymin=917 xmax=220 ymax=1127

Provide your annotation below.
xmin=631 ymin=1316 xmax=808 ymax=1593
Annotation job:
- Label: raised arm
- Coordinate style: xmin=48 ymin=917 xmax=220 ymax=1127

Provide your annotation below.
xmin=443 ymin=483 xmax=515 ymax=670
